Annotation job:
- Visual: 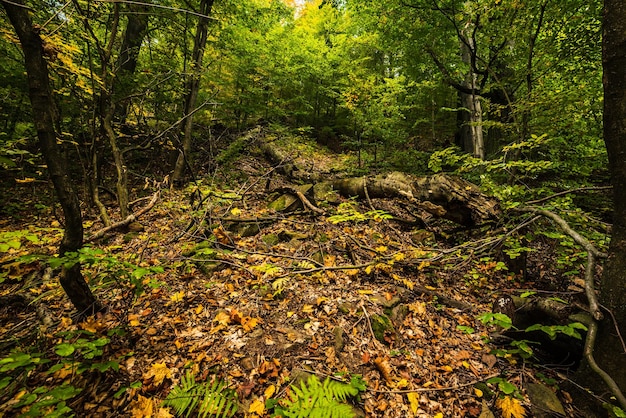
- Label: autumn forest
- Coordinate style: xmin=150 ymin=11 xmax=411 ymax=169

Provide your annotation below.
xmin=1 ymin=0 xmax=625 ymax=417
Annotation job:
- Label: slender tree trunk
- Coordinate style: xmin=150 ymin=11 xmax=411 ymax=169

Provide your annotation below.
xmin=592 ymin=0 xmax=626 ymax=392
xmin=2 ymin=0 xmax=102 ymax=314
xmin=459 ymin=23 xmax=484 ymax=160
xmin=114 ymin=2 xmax=150 ymax=122
xmin=172 ymin=0 xmax=215 ymax=186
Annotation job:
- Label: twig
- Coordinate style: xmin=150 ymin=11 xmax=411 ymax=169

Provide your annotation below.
xmin=525 ymin=186 xmax=612 ymax=206
xmin=367 ymin=373 xmax=501 ymax=394
xmin=600 ymin=304 xmax=626 ymax=353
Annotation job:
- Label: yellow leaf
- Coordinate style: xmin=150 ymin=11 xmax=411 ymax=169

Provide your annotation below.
xmin=170 ymin=291 xmax=185 ymax=303
xmin=474 ymin=388 xmax=483 ymax=397
xmin=302 ymin=305 xmax=314 ymax=313
xmin=462 ymin=361 xmax=471 ymax=369
xmin=144 ymin=362 xmax=172 ymax=386
xmin=155 ymin=407 xmax=174 ymax=418
xmin=316 ymin=297 xmax=329 ymax=305
xmin=440 ymin=365 xmax=453 ymax=372
xmin=249 ymin=398 xmax=265 ymax=414
xmin=434 ymin=414 xmax=443 ymax=418
xmin=358 ymin=289 xmax=373 ymax=295
xmin=15 ymin=177 xmax=35 ymax=183
xmin=365 ymin=265 xmax=373 ymax=274
xmin=130 ymin=394 xmax=154 ymax=418
xmin=396 ymin=378 xmax=409 ymax=388
xmin=242 ymin=316 xmax=260 ymax=332
xmin=264 ymin=384 xmax=276 ymax=398
xmin=407 ymin=392 xmax=419 ymax=415
xmin=393 ymin=252 xmax=406 ymax=261
xmin=418 ymin=260 xmax=430 ymax=270
xmin=128 ymin=314 xmax=141 ymax=327
xmin=231 ymin=207 xmax=242 ymax=216
xmin=496 ymin=396 xmax=526 ymax=418
xmin=376 ymin=245 xmax=388 ymax=252
xmin=195 ymin=304 xmax=204 ymax=315
xmin=214 ymin=311 xmax=231 ymax=326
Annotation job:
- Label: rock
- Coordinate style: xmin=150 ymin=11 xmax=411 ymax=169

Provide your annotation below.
xmin=526 ymin=382 xmax=566 ymax=417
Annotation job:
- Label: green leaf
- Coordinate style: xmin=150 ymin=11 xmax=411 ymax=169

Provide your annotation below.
xmin=54 ymin=344 xmax=76 ymax=357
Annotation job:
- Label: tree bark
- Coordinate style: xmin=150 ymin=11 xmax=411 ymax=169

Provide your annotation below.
xmin=592 ymin=0 xmax=626 ymax=395
xmin=114 ymin=2 xmax=150 ymax=122
xmin=2 ymin=0 xmax=102 ymax=314
xmin=172 ymin=0 xmax=215 ymax=186
xmin=459 ymin=22 xmax=484 ymax=160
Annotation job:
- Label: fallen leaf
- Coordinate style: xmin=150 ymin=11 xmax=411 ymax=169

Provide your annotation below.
xmin=249 ymin=398 xmax=265 ymax=415
xmin=130 ymin=394 xmax=153 ymax=418
xmin=264 ymin=384 xmax=276 ymax=398
xmin=170 ymin=291 xmax=185 ymax=303
xmin=407 ymin=392 xmax=419 ymax=415
xmin=144 ymin=362 xmax=172 ymax=386
xmin=496 ymin=396 xmax=526 ymax=418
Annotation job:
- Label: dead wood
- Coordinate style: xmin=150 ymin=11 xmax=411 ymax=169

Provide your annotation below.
xmin=330 ymin=172 xmax=500 ymax=226
xmin=86 ymin=190 xmax=160 ymax=242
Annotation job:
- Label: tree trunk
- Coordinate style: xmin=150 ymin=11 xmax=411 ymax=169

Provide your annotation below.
xmin=114 ymin=2 xmax=150 ymax=122
xmin=593 ymin=0 xmax=626 ymax=393
xmin=459 ymin=23 xmax=484 ymax=160
xmin=172 ymin=0 xmax=215 ymax=186
xmin=2 ymin=0 xmax=102 ymax=314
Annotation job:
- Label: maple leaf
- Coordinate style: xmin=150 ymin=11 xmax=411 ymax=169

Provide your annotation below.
xmin=144 ymin=362 xmax=172 ymax=386
xmin=496 ymin=396 xmax=526 ymax=418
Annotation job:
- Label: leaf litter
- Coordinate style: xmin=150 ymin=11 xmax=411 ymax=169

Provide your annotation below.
xmin=0 ymin=139 xmax=580 ymax=417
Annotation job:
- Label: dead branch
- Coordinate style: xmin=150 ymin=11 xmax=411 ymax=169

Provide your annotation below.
xmin=85 ymin=190 xmax=160 ymax=242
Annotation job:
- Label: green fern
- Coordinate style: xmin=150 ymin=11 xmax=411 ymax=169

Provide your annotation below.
xmin=162 ymin=372 xmax=238 ymax=418
xmin=274 ymin=374 xmax=366 ymax=418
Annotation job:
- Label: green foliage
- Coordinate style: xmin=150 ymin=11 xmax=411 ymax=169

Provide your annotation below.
xmin=272 ymin=374 xmax=366 ymax=418
xmin=478 ymin=312 xmax=513 ymax=330
xmin=47 ymin=247 xmax=164 ymax=298
xmin=163 ymin=372 xmax=238 ymax=418
xmin=328 ymin=201 xmax=392 ymax=224
xmin=0 ymin=344 xmax=104 ymax=417
xmin=525 ymin=322 xmax=587 ymax=340
xmin=486 ymin=376 xmax=522 ymax=399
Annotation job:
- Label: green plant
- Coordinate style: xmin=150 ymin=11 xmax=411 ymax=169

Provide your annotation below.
xmin=0 ymin=349 xmax=81 ymax=417
xmin=271 ymin=374 xmax=366 ymax=418
xmin=162 ymin=372 xmax=238 ymax=418
xmin=47 ymin=247 xmax=164 ymax=298
xmin=328 ymin=201 xmax=392 ymax=224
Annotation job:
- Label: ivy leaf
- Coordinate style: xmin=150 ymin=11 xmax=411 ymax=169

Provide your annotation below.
xmin=54 ymin=343 xmax=76 ymax=357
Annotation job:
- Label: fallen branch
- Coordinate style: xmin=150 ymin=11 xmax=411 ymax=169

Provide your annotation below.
xmin=86 ymin=190 xmax=160 ymax=242
xmin=515 ymin=206 xmax=604 ymax=320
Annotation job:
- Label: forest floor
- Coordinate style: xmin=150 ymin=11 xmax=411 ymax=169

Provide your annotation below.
xmin=0 ymin=128 xmax=603 ymax=417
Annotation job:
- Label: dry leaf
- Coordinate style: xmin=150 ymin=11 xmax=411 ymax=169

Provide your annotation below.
xmin=170 ymin=291 xmax=185 ymax=303
xmin=407 ymin=392 xmax=419 ymax=415
xmin=144 ymin=362 xmax=172 ymax=386
xmin=264 ymin=384 xmax=276 ymax=399
xmin=249 ymin=398 xmax=265 ymax=415
xmin=496 ymin=396 xmax=526 ymax=418
xmin=130 ymin=395 xmax=153 ymax=418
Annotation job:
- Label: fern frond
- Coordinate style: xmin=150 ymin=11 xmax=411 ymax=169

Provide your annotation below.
xmin=163 ymin=372 xmax=238 ymax=418
xmin=275 ymin=374 xmax=366 ymax=418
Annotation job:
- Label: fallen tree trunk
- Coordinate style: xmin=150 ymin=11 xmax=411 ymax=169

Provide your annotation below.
xmin=330 ymin=172 xmax=500 ymax=226
xmin=259 ymin=132 xmax=500 ymax=226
